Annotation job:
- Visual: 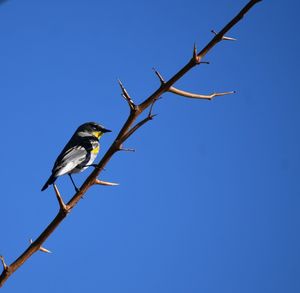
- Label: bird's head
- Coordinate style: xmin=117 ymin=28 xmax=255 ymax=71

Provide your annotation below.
xmin=77 ymin=122 xmax=112 ymax=139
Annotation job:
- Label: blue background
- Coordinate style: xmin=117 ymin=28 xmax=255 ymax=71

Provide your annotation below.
xmin=0 ymin=0 xmax=299 ymax=292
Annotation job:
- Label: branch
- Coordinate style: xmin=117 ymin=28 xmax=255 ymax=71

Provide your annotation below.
xmin=197 ymin=0 xmax=262 ymax=59
xmin=121 ymin=97 xmax=159 ymax=143
xmin=169 ymin=86 xmax=236 ymax=100
xmin=0 ymin=0 xmax=262 ymax=287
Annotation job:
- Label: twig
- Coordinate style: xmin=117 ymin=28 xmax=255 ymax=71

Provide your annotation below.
xmin=122 ymin=98 xmax=159 ymax=142
xmin=169 ymin=87 xmax=236 ymax=100
xmin=122 ymin=115 xmax=156 ymax=143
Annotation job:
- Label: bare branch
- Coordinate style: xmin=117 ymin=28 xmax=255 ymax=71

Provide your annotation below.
xmin=116 ymin=97 xmax=159 ymax=148
xmin=29 ymin=239 xmax=51 ymax=254
xmin=122 ymin=115 xmax=155 ymax=143
xmin=197 ymin=0 xmax=262 ymax=59
xmin=118 ymin=79 xmax=137 ymax=111
xmin=94 ymin=179 xmax=119 ymax=186
xmin=122 ymin=97 xmax=159 ymax=142
xmin=0 ymin=0 xmax=262 ymax=287
xmin=169 ymin=86 xmax=236 ymax=100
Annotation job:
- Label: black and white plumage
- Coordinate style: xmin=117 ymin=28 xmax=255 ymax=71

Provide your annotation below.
xmin=41 ymin=122 xmax=111 ymax=191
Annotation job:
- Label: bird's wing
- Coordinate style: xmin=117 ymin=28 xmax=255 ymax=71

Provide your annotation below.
xmin=52 ymin=145 xmax=88 ymax=177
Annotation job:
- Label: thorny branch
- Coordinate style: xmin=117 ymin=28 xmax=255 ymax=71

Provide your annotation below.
xmin=152 ymin=68 xmax=236 ymax=100
xmin=0 ymin=0 xmax=262 ymax=287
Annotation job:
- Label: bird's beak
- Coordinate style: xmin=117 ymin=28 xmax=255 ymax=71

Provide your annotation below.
xmin=102 ymin=128 xmax=112 ymax=133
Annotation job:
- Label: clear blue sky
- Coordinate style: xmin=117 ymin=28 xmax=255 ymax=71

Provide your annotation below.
xmin=0 ymin=0 xmax=299 ymax=292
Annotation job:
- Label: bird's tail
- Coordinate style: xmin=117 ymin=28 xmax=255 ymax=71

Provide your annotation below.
xmin=41 ymin=174 xmax=56 ymax=191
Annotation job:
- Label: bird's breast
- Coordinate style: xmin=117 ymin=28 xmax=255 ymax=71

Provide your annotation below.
xmin=91 ymin=145 xmax=99 ymax=154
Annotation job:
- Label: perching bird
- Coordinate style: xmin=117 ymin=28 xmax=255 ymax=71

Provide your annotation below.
xmin=41 ymin=122 xmax=111 ymax=192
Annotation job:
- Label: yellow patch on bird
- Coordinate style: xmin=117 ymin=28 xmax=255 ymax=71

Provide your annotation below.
xmin=92 ymin=131 xmax=103 ymax=139
xmin=91 ymin=146 xmax=99 ymax=154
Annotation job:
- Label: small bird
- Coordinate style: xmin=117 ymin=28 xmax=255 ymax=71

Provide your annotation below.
xmin=41 ymin=122 xmax=111 ymax=192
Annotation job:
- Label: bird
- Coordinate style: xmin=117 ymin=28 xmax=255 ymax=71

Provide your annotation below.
xmin=41 ymin=122 xmax=111 ymax=192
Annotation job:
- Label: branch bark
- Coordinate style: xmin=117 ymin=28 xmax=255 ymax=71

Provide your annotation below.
xmin=0 ymin=0 xmax=262 ymax=287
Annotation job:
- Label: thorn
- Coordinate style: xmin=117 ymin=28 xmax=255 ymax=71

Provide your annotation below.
xmin=39 ymin=247 xmax=52 ymax=254
xmin=94 ymin=179 xmax=119 ymax=186
xmin=53 ymin=184 xmax=69 ymax=213
xmin=118 ymin=79 xmax=136 ymax=110
xmin=0 ymin=255 xmax=8 ymax=270
xmin=119 ymin=147 xmax=135 ymax=152
xmin=119 ymin=143 xmax=135 ymax=152
xmin=149 ymin=113 xmax=158 ymax=119
xmin=117 ymin=78 xmax=124 ymax=89
xmin=152 ymin=68 xmax=165 ymax=84
xmin=222 ymin=35 xmax=237 ymax=41
xmin=29 ymin=239 xmax=52 ymax=254
xmin=148 ymin=96 xmax=161 ymax=118
xmin=192 ymin=43 xmax=200 ymax=64
xmin=211 ymin=29 xmax=236 ymax=41
xmin=200 ymin=61 xmax=210 ymax=65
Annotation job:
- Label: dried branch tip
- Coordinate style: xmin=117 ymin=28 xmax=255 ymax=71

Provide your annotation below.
xmin=94 ymin=179 xmax=119 ymax=186
xmin=152 ymin=68 xmax=165 ymax=84
xmin=0 ymin=256 xmax=8 ymax=270
xmin=29 ymin=239 xmax=52 ymax=254
xmin=211 ymin=29 xmax=237 ymax=41
xmin=169 ymin=86 xmax=236 ymax=100
xmin=118 ymin=79 xmax=136 ymax=110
